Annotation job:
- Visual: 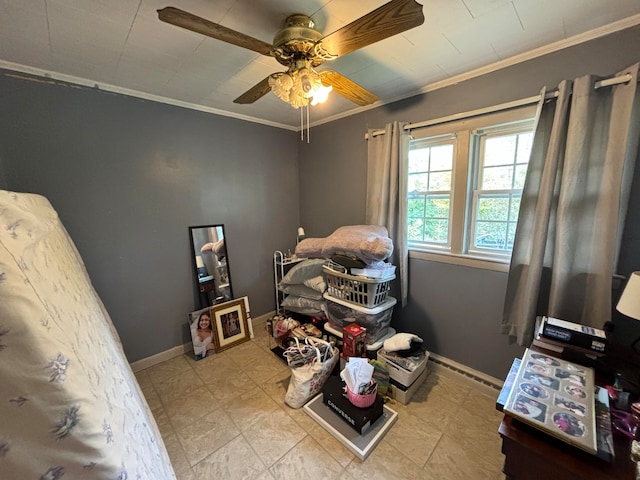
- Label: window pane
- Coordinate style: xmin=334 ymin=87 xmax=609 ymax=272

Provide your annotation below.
xmin=477 ymin=195 xmax=510 ymax=221
xmin=484 ymin=136 xmax=516 ymax=166
xmin=475 ymin=221 xmax=507 ymax=250
xmin=426 ymin=196 xmax=450 ymax=218
xmin=408 ymin=149 xmax=429 ymax=173
xmin=408 ymin=218 xmax=425 ymax=241
xmin=506 ymin=221 xmax=518 ymax=250
xmin=429 ymin=171 xmax=451 ymax=190
xmin=408 ymin=173 xmax=429 ymax=192
xmin=424 ymin=219 xmax=448 ymax=243
xmin=408 ymin=194 xmax=450 ymax=244
xmin=408 ymin=196 xmax=425 ymax=217
xmin=514 ymin=165 xmax=528 ymax=189
xmin=430 ymin=144 xmax=453 ymax=170
xmin=482 ymin=166 xmax=514 ymax=189
xmin=516 ymin=132 xmax=534 ymax=163
xmin=509 ymin=195 xmax=521 ymax=218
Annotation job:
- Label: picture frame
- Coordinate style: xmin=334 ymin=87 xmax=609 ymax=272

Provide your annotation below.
xmin=189 ymin=307 xmax=216 ymax=361
xmin=210 ymin=298 xmax=250 ymax=352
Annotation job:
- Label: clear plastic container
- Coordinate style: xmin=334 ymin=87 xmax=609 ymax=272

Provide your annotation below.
xmin=324 ymin=294 xmax=396 ymax=344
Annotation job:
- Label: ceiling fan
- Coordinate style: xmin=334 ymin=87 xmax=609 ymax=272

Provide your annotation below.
xmin=158 ymin=0 xmax=425 ymax=109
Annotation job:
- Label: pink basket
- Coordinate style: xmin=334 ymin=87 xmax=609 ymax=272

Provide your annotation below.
xmin=346 ymin=381 xmax=377 ymax=408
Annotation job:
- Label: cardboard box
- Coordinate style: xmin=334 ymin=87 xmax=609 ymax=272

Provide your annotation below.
xmin=322 ymin=375 xmax=384 ymax=434
xmin=342 ymin=323 xmax=367 ymax=359
xmin=388 ymin=368 xmax=428 ymax=404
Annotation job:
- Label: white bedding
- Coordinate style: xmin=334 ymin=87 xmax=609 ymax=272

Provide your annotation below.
xmin=0 ymin=190 xmax=175 ymax=479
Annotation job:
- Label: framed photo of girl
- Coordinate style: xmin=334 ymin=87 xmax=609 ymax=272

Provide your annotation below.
xmin=210 ymin=298 xmax=250 ymax=352
xmin=189 ymin=307 xmax=216 ymax=360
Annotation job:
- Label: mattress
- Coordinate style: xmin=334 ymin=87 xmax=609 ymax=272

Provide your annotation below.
xmin=0 ymin=190 xmax=175 ymax=479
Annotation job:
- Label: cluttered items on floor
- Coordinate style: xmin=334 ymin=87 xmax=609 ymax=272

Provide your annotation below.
xmin=342 ymin=323 xmax=368 ymax=358
xmin=271 ymin=224 xmax=398 ymax=367
xmin=283 ymin=336 xmax=339 ymax=409
xmin=323 ymin=375 xmax=383 ymax=434
xmin=303 ymin=355 xmax=398 ymax=460
xmin=376 ymin=332 xmax=430 ymax=404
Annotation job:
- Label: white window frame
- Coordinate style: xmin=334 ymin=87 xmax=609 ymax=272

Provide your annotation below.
xmin=407 ymin=106 xmax=536 ymax=271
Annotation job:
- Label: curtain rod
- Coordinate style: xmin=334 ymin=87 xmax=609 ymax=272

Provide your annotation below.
xmin=366 ymin=73 xmax=635 ymax=139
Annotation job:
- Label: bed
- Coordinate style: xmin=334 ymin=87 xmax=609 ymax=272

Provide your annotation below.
xmin=0 ymin=190 xmax=175 ymax=479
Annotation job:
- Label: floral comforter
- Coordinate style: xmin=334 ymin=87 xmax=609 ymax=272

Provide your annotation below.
xmin=0 ymin=190 xmax=175 ymax=479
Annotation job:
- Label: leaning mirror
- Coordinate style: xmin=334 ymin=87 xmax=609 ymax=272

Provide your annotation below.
xmin=189 ymin=225 xmax=234 ymax=309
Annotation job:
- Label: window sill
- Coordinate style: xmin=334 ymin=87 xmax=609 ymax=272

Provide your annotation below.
xmin=409 ymin=249 xmax=510 ymax=273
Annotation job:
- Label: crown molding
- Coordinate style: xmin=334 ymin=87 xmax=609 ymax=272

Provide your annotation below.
xmin=2 ymin=13 xmax=639 ymax=132
xmin=309 ymin=13 xmax=640 ymax=129
xmin=0 ymin=61 xmax=298 ymax=132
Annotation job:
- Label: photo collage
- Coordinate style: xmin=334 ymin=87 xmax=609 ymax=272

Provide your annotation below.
xmin=504 ymin=348 xmax=597 ymax=454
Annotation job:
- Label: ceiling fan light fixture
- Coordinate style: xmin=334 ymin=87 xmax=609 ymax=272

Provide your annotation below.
xmin=310 ymin=84 xmax=332 ymax=106
xmin=268 ymin=65 xmax=331 ymax=109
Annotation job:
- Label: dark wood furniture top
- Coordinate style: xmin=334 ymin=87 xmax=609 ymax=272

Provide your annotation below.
xmin=500 ymin=414 xmax=635 ymax=479
xmin=499 ymin=344 xmax=638 ymax=480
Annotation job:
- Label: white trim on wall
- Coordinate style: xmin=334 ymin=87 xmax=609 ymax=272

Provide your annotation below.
xmin=129 ymin=310 xmax=273 ymax=372
xmin=2 ymin=13 xmax=639 ymax=132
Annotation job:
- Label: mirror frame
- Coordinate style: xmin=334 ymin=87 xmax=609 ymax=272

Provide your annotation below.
xmin=189 ymin=224 xmax=234 ymax=309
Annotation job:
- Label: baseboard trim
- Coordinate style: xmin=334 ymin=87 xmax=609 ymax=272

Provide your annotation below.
xmin=130 ymin=344 xmax=193 ymax=373
xmin=428 ymin=352 xmax=503 ymax=397
xmin=130 ymin=310 xmax=274 ymax=373
xmin=131 ymin=312 xmax=505 ymax=398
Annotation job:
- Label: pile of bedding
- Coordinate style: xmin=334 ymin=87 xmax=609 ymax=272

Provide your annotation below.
xmin=279 ymin=258 xmax=327 ymax=316
xmin=294 ymin=225 xmax=393 ymax=265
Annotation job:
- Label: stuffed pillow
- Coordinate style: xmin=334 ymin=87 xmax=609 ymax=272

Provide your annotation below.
xmin=280 ymin=259 xmax=325 ymax=285
xmin=279 ymin=284 xmax=323 ymax=300
xmin=303 ymin=275 xmax=326 ymax=293
xmin=281 ymin=295 xmax=325 ymax=316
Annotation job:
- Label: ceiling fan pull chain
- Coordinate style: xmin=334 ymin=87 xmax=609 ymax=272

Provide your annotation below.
xmin=307 ymin=105 xmax=310 ymax=143
xmin=300 ymin=108 xmax=304 ymax=141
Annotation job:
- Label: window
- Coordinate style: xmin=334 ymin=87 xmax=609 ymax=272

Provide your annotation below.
xmin=408 ymin=137 xmax=455 ymax=245
xmin=407 ymin=107 xmax=536 ymax=263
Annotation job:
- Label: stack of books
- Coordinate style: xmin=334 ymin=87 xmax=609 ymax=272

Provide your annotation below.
xmin=532 ymin=316 xmax=608 ymax=357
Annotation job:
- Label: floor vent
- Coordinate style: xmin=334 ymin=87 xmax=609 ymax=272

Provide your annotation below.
xmin=428 ymin=352 xmax=503 ymax=396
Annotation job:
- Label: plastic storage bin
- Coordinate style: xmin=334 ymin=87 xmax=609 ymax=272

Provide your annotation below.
xmin=323 ymin=265 xmax=394 ymax=308
xmin=324 ymin=323 xmax=396 ymax=359
xmin=324 ymin=294 xmax=396 ymax=344
xmin=377 ymin=348 xmax=429 ymax=387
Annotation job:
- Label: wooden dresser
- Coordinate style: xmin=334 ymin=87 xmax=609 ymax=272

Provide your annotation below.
xmin=499 ymin=344 xmax=639 ymax=479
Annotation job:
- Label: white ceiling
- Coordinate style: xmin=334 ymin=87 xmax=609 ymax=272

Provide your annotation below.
xmin=2 ymin=0 xmax=640 ymax=130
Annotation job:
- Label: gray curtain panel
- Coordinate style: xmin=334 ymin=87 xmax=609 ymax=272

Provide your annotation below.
xmin=502 ymin=63 xmax=640 ymax=346
xmin=366 ymin=121 xmax=410 ymax=307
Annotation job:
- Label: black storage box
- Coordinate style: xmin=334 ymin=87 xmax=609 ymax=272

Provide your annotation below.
xmin=322 ymin=375 xmax=383 ymax=435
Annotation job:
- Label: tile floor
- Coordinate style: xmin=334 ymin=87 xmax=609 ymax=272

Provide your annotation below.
xmin=135 ymin=323 xmax=507 ymax=479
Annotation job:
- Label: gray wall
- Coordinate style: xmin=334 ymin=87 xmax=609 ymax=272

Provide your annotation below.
xmin=1 ymin=26 xmax=639 ymax=378
xmin=298 ymin=25 xmax=640 ymax=379
xmin=0 ymin=71 xmax=301 ymax=362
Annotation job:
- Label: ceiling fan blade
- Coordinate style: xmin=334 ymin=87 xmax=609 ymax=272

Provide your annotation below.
xmin=320 ymin=70 xmax=378 ymax=106
xmin=157 ymin=7 xmax=274 ymax=57
xmin=234 ymin=76 xmax=273 ymax=104
xmin=317 ymin=0 xmax=424 ymax=58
